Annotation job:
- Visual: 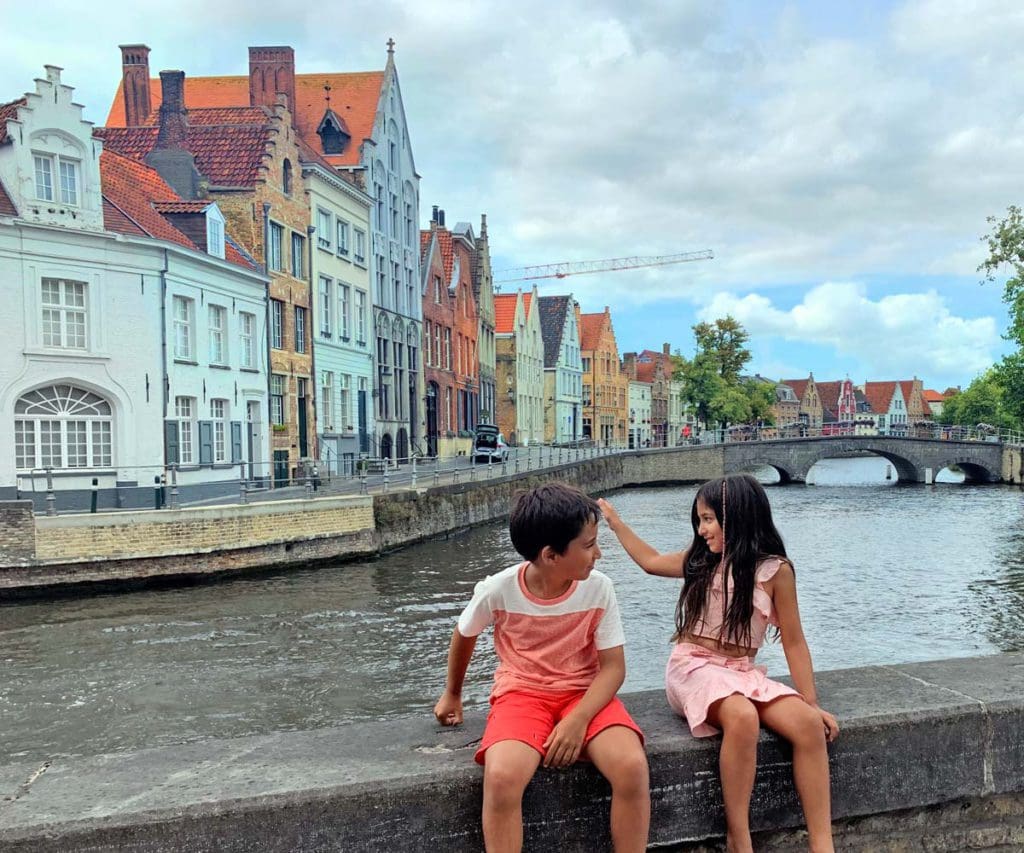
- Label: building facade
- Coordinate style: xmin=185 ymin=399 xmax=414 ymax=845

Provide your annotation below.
xmin=473 ymin=214 xmax=497 ymax=426
xmin=494 ymin=288 xmax=544 ymax=445
xmin=579 ymin=307 xmax=628 ymax=446
xmin=420 ymin=226 xmax=456 ymax=457
xmin=628 ymin=380 xmax=653 ymax=448
xmin=538 ymin=295 xmax=583 ymax=444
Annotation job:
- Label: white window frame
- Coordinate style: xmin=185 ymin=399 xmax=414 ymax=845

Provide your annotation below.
xmin=339 ymin=374 xmax=351 ymax=429
xmin=211 ymin=398 xmax=228 ymax=462
xmin=353 ymin=228 xmax=366 ymax=265
xmin=320 ymin=370 xmax=334 ymax=430
xmin=41 ymin=278 xmax=87 ymax=349
xmin=176 ymin=396 xmax=196 ymax=464
xmin=240 ymin=311 xmax=256 ymax=369
xmin=291 ymin=231 xmax=305 ymax=278
xmin=15 ymin=385 xmax=113 ymax=471
xmin=206 ymin=208 xmax=225 ymax=259
xmin=294 ymin=305 xmax=307 ymax=354
xmin=268 ymin=222 xmax=284 ymax=272
xmin=339 ymin=283 xmax=351 ymax=340
xmin=34 ymin=153 xmax=80 ymax=205
xmin=317 ymin=209 xmax=332 ymax=250
xmin=173 ymin=295 xmax=194 ymax=360
xmin=355 ymin=289 xmax=367 ymax=344
xmin=270 ymin=375 xmax=286 ymax=426
xmin=208 ymin=304 xmax=227 ymax=365
xmin=319 ymin=276 xmax=332 ymax=336
xmin=336 ymin=218 xmax=350 ymax=257
xmin=271 ymin=299 xmax=284 ymax=349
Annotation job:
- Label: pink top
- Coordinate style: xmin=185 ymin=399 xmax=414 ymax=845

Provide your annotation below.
xmin=688 ymin=557 xmax=784 ymax=648
xmin=457 ymin=562 xmax=625 ymax=698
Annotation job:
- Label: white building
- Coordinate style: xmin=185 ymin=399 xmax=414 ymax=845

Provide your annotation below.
xmin=537 ymin=294 xmax=582 ymax=444
xmin=628 ymin=381 xmax=653 ymax=449
xmin=0 ymin=67 xmax=268 ymax=508
xmin=495 ymin=287 xmax=545 ymax=446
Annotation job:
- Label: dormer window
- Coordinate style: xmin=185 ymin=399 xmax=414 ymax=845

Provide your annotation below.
xmin=34 ymin=154 xmax=79 ymax=205
xmin=317 ymin=111 xmax=350 ymax=156
xmin=205 ymin=205 xmax=225 ymax=260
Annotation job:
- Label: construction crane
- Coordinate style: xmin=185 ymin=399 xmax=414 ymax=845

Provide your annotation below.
xmin=492 ymin=249 xmax=714 ymax=286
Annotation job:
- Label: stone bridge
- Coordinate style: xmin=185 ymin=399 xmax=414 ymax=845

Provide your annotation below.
xmin=723 ymin=435 xmax=1005 ymax=484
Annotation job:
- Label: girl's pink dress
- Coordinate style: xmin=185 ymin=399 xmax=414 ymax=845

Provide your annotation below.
xmin=665 ymin=557 xmax=801 ymax=737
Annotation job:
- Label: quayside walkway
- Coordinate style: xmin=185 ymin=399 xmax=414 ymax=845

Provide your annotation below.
xmin=1 ymin=652 xmax=1022 ymax=851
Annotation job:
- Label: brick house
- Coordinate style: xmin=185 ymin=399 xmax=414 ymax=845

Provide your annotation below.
xmin=623 ymin=347 xmax=672 ymax=446
xmin=781 ymin=374 xmax=823 ymax=432
xmin=579 ymin=307 xmax=628 ymax=446
xmin=472 ymin=215 xmax=497 ymax=425
xmin=420 ymin=226 xmax=455 ymax=457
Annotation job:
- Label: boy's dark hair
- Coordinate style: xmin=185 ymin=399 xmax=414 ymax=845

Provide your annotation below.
xmin=509 ymin=482 xmax=600 ymax=561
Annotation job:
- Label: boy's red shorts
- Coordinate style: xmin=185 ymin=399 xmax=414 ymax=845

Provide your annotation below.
xmin=475 ymin=689 xmax=644 ymax=765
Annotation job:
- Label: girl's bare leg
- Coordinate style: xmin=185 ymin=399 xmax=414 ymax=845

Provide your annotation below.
xmin=706 ymin=694 xmax=760 ymax=853
xmin=758 ymin=697 xmax=835 ymax=852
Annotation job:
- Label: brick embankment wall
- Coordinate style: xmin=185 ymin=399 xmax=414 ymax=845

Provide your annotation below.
xmin=0 ymin=501 xmax=34 ymax=567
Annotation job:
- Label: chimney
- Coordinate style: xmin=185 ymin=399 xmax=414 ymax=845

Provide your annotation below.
xmin=663 ymin=342 xmax=670 ymax=356
xmin=119 ymin=44 xmax=152 ymax=126
xmin=249 ymin=46 xmax=296 ymax=119
xmin=480 ymin=213 xmax=487 ymax=236
xmin=155 ymin=70 xmax=188 ymax=150
xmin=431 ymin=205 xmax=439 ymax=223
xmin=438 ymin=209 xmax=446 ymax=227
xmin=146 ymin=70 xmax=201 ymax=199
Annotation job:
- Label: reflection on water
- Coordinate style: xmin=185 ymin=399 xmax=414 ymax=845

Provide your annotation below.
xmin=1 ymin=456 xmax=1021 ymax=761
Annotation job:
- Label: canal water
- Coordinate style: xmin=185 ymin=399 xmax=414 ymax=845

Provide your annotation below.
xmin=2 ymin=458 xmax=1022 ymax=762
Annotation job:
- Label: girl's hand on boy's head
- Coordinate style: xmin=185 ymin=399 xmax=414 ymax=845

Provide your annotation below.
xmin=596 ymin=498 xmax=622 ymax=531
xmin=433 ymin=690 xmax=463 ymax=727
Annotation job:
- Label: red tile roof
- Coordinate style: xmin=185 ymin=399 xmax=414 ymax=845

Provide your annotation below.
xmin=437 ymin=229 xmax=454 ymax=282
xmin=107 ymin=71 xmax=385 ymax=167
xmin=0 ymin=98 xmax=26 ymax=145
xmin=862 ymin=381 xmax=897 ymax=415
xmin=0 ymin=178 xmax=17 ymax=216
xmin=419 ymin=229 xmax=432 ymax=262
xmin=494 ymin=293 xmax=519 ymax=334
xmin=815 ymin=381 xmax=841 ymax=414
xmin=100 ymin=150 xmax=196 ymax=250
xmin=100 ymin=150 xmax=256 ymax=270
xmin=579 ymin=313 xmax=605 ymax=351
xmin=899 ymin=381 xmax=919 ymax=412
xmin=923 ymin=389 xmax=945 ymax=403
xmin=522 ymin=291 xmax=533 ymax=318
xmin=634 ymin=360 xmax=658 ymax=383
xmin=782 ymin=378 xmax=809 ymax=401
xmin=96 ymin=122 xmax=272 ymax=187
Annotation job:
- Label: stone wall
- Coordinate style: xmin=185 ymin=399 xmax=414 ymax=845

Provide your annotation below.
xmin=1004 ymin=444 xmax=1023 ymax=485
xmin=0 ymin=501 xmax=34 ymax=566
xmin=1 ymin=653 xmax=1021 ymax=852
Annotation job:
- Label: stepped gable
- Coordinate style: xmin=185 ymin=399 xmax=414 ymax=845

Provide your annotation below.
xmin=0 ymin=98 xmax=27 ymax=214
xmin=107 ymin=71 xmax=384 ymax=168
xmin=537 ymin=295 xmax=570 ymax=369
xmin=494 ymin=293 xmax=518 ymax=334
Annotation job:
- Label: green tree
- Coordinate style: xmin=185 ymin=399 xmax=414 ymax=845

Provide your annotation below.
xmin=941 ymin=369 xmax=1016 ymax=430
xmin=691 ymin=317 xmax=751 ymax=382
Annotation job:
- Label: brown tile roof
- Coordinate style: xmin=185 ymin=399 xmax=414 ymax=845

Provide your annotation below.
xmin=579 ymin=313 xmax=605 ymax=351
xmin=782 ymin=378 xmax=809 ymax=401
xmin=153 ymin=200 xmax=211 ymax=213
xmin=0 ymin=178 xmax=17 ymax=216
xmin=107 ymin=71 xmax=384 ymax=167
xmin=0 ymin=98 xmax=26 ymax=145
xmin=96 ymin=121 xmax=271 ymax=187
xmin=815 ymin=381 xmax=842 ymax=415
xmin=419 ymin=229 xmax=432 ymax=260
xmin=923 ymin=389 xmax=945 ymax=403
xmin=437 ymin=229 xmax=454 ymax=282
xmin=494 ymin=293 xmax=519 ymax=334
xmin=634 ymin=360 xmax=658 ymax=383
xmin=862 ymin=381 xmax=897 ymax=415
xmin=899 ymin=381 xmax=920 ymax=411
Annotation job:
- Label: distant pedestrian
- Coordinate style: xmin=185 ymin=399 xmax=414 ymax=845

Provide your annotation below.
xmin=434 ymin=482 xmax=650 ymax=852
xmin=599 ymin=474 xmax=838 ymax=853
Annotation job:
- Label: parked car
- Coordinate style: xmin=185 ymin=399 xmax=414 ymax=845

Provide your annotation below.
xmin=473 ymin=424 xmax=509 ymax=463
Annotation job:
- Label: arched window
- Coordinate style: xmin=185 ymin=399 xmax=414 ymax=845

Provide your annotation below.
xmin=15 ymin=384 xmax=113 ymax=470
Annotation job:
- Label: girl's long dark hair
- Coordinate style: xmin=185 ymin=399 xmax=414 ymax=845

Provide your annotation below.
xmin=674 ymin=473 xmax=789 ymax=647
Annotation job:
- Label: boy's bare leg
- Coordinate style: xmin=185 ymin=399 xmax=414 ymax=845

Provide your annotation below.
xmin=758 ymin=697 xmax=835 ymax=853
xmin=706 ymin=695 xmax=759 ymax=853
xmin=585 ymin=725 xmax=650 ymax=853
xmin=481 ymin=740 xmax=542 ymax=853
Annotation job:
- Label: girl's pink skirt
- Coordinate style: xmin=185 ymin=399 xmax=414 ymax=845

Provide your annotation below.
xmin=665 ymin=642 xmax=800 ymax=738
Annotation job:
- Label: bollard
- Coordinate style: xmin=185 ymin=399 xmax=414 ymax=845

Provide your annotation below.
xmin=527 ymin=450 xmax=532 ymax=472
xmin=360 ymin=467 xmax=368 ymax=495
xmin=383 ymin=464 xmax=390 ymax=493
xmin=488 ymin=456 xmax=493 ymax=478
xmin=411 ymin=455 xmax=418 ymax=488
xmin=154 ymin=476 xmax=162 ymax=510
xmin=502 ymin=457 xmax=508 ymax=476
xmin=515 ymin=455 xmax=520 ymax=474
xmin=45 ymin=467 xmax=56 ymax=517
xmin=305 ymin=479 xmax=313 ymax=499
xmin=312 ymin=466 xmax=320 ymax=492
xmin=453 ymin=466 xmax=459 ymax=484
xmin=469 ymin=464 xmax=476 ymax=482
xmin=558 ymin=446 xmax=563 ymax=465
xmin=239 ymin=480 xmax=248 ymax=504
xmin=90 ymin=477 xmax=99 ymax=513
xmin=169 ymin=464 xmax=179 ymax=510
xmin=434 ymin=466 xmax=440 ymax=485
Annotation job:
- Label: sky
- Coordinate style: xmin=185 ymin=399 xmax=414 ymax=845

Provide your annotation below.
xmin=4 ymin=0 xmax=1023 ymax=391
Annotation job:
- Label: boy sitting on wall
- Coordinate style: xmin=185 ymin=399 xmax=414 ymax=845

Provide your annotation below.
xmin=434 ymin=482 xmax=650 ymax=852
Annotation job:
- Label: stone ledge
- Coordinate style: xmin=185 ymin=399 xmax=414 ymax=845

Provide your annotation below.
xmin=0 ymin=653 xmax=1022 ymax=852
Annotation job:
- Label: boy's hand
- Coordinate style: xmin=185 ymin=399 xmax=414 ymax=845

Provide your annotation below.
xmin=596 ymin=498 xmax=622 ymax=531
xmin=434 ymin=690 xmax=463 ymax=726
xmin=542 ymin=713 xmax=587 ymax=767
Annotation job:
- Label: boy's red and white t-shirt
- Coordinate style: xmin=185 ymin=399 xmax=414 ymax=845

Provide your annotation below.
xmin=457 ymin=562 xmax=625 ymax=698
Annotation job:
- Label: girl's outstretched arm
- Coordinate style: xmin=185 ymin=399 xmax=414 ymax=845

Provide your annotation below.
xmin=772 ymin=561 xmax=840 ymax=742
xmin=597 ymin=498 xmax=686 ymax=578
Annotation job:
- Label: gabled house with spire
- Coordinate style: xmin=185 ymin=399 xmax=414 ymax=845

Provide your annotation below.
xmin=579 ymin=306 xmax=628 ymax=446
xmin=107 ymin=40 xmax=422 ymax=463
xmin=472 ymin=215 xmax=497 ymax=425
xmin=1 ymin=66 xmax=267 ymax=507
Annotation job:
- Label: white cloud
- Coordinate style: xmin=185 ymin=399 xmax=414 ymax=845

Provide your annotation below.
xmin=699 ymin=281 xmax=1000 ymax=384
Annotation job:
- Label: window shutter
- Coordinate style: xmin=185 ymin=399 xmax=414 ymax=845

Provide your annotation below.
xmin=164 ymin=420 xmax=180 ymax=465
xmin=231 ymin=421 xmax=243 ymax=463
xmin=199 ymin=420 xmax=214 ymax=465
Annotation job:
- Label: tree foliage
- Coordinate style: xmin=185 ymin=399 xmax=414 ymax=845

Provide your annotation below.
xmin=941 ymin=368 xmax=1017 ymax=430
xmin=674 ymin=316 xmax=774 ymax=429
